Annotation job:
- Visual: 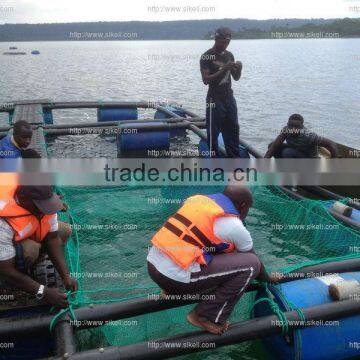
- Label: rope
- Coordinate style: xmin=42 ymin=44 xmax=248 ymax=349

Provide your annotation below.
xmin=49 ymin=291 xmax=78 ymax=332
xmin=251 ymin=283 xmax=289 ymax=336
xmin=271 ymin=285 xmax=304 ymax=360
xmin=251 ymin=282 xmax=306 ymax=339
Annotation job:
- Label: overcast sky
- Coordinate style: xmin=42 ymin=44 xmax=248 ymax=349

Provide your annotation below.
xmin=0 ymin=0 xmax=359 ymax=24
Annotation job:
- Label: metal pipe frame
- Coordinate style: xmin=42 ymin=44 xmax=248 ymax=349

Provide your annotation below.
xmin=276 ymin=186 xmax=360 ymax=230
xmin=47 ymin=299 xmax=360 ymax=360
xmin=45 ymin=122 xmax=206 ymax=137
xmin=46 ymin=101 xmax=152 ymax=110
xmin=54 ymin=320 xmax=77 ymax=357
xmin=302 ymin=186 xmax=360 ymax=210
xmin=281 ymin=186 xmax=360 ymax=229
xmin=1 ymin=258 xmax=360 ymax=340
xmin=43 ymin=117 xmax=205 ymax=130
xmin=155 ymin=105 xmax=183 ymax=119
xmin=0 ymin=118 xmax=206 ymax=138
xmin=0 ymin=100 xmax=191 ymax=113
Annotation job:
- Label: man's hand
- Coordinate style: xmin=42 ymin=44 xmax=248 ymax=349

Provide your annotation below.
xmin=63 ymin=276 xmax=78 ymax=292
xmin=221 ymin=62 xmax=235 ymax=71
xmin=44 ymin=287 xmax=68 ymax=308
xmin=61 ymin=202 xmax=69 ymax=212
xmin=264 ymin=130 xmax=287 ymax=158
xmin=58 ymin=194 xmax=68 ymax=211
xmin=230 ymin=61 xmax=242 ymax=80
xmin=234 ymin=61 xmax=242 ymax=70
xmin=280 ymin=126 xmax=288 ymax=134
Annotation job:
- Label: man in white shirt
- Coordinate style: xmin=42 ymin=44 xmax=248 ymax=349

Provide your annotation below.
xmin=147 ymin=185 xmax=279 ymax=334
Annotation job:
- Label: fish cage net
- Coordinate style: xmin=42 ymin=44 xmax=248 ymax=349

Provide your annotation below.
xmin=58 ymin=185 xmax=360 ymax=356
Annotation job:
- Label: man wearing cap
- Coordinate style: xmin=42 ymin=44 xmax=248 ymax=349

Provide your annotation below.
xmin=0 ymin=185 xmax=76 ymax=308
xmin=200 ymin=27 xmax=243 ymax=158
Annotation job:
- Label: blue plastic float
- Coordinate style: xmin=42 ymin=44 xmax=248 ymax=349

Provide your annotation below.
xmin=154 ymin=105 xmax=187 ymax=137
xmin=254 ymin=272 xmax=360 ymax=360
xmin=116 ymin=121 xmax=170 ymax=154
xmin=97 ymin=108 xmax=138 ymax=122
xmin=198 ymin=133 xmax=250 ymax=158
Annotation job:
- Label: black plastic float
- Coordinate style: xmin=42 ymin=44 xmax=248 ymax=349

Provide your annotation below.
xmin=44 ymin=299 xmax=360 ymax=360
xmin=1 ymin=259 xmax=360 ymax=338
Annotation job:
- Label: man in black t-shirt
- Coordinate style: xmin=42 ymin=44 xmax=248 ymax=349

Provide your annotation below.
xmin=264 ymin=114 xmax=338 ymax=158
xmin=200 ymin=27 xmax=242 ymax=157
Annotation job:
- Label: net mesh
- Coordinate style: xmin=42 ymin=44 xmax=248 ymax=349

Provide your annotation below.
xmin=58 ymin=185 xmax=360 ymax=357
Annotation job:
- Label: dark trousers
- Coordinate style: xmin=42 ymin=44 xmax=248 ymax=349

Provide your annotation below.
xmin=280 ymin=147 xmax=305 ymax=158
xmin=268 ymin=142 xmax=306 ymax=158
xmin=148 ymin=252 xmax=261 ymax=325
xmin=206 ymin=95 xmax=240 ymax=158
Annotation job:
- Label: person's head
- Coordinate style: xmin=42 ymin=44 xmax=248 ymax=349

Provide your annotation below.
xmin=223 ymin=185 xmax=253 ymax=220
xmin=13 ymin=121 xmax=32 ymax=149
xmin=16 ymin=185 xmax=63 ymax=217
xmin=286 ymin=114 xmax=304 ymax=138
xmin=214 ymin=27 xmax=232 ymax=53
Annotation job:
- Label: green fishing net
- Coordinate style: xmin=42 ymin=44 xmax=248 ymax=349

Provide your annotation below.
xmin=57 ymin=184 xmax=360 ymax=358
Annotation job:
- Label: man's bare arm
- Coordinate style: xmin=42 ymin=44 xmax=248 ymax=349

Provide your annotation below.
xmin=264 ymin=131 xmax=286 ymax=158
xmin=0 ymin=256 xmax=69 ymax=307
xmin=45 ymin=232 xmax=72 ymax=281
xmin=0 ymin=257 xmax=40 ymax=294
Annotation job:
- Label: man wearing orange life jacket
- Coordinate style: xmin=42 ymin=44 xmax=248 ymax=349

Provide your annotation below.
xmin=0 ymin=185 xmax=77 ymax=308
xmin=147 ymin=185 xmax=281 ymax=335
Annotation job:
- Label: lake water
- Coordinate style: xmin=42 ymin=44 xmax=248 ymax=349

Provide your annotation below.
xmin=0 ymin=39 xmax=359 ymax=154
xmin=0 ymin=39 xmax=359 ymax=360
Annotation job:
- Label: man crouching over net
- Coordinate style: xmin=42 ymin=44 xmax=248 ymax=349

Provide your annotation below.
xmin=147 ymin=185 xmax=280 ymax=334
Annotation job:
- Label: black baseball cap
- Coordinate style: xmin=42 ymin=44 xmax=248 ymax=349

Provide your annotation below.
xmin=215 ymin=27 xmax=232 ymax=40
xmin=16 ymin=186 xmax=63 ymax=214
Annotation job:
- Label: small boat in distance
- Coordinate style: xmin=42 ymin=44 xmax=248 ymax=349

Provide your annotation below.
xmin=31 ymin=50 xmax=40 ymax=55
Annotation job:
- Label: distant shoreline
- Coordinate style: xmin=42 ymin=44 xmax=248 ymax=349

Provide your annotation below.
xmin=1 ymin=17 xmax=359 ymax=42
xmin=1 ymin=37 xmax=360 ymax=43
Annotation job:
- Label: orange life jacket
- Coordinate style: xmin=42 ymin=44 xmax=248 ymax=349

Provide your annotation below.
xmin=0 ymin=184 xmax=55 ymax=242
xmin=152 ymin=193 xmax=240 ymax=269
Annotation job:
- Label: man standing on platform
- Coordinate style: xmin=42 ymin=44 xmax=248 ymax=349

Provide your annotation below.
xmin=200 ymin=27 xmax=242 ymax=157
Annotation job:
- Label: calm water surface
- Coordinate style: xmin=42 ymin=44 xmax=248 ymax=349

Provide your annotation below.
xmin=0 ymin=39 xmax=359 ymax=155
